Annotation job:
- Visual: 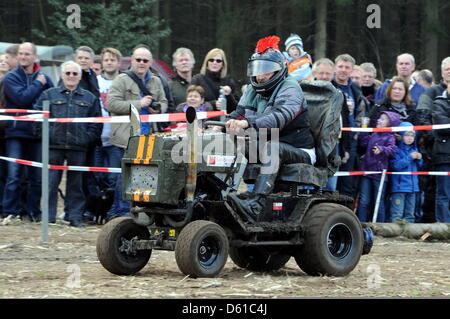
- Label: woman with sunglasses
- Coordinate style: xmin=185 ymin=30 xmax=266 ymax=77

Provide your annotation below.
xmin=191 ymin=48 xmax=239 ymax=113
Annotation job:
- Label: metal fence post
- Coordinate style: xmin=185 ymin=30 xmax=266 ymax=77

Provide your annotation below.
xmin=372 ymin=169 xmax=387 ymax=223
xmin=41 ymin=101 xmax=49 ymax=243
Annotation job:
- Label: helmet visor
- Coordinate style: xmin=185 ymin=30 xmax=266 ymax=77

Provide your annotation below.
xmin=247 ymin=59 xmax=282 ymax=77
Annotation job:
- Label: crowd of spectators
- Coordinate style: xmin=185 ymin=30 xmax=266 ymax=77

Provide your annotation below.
xmin=0 ymin=38 xmax=448 ymax=227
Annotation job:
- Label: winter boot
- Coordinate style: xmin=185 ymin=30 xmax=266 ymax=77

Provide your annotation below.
xmin=228 ymin=173 xmax=277 ymax=220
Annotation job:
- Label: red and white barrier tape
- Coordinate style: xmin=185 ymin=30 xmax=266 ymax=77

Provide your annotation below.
xmin=1 ymin=109 xmax=449 ymax=132
xmin=0 ymin=109 xmax=49 ymax=115
xmin=1 ymin=155 xmax=449 ymax=176
xmin=0 ymin=113 xmax=48 ymax=121
xmin=0 ymin=111 xmax=226 ymax=123
xmin=341 ymin=124 xmax=450 ymax=132
xmin=0 ymin=156 xmax=121 ymax=173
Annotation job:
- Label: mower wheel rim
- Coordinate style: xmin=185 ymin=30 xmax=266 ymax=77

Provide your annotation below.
xmin=327 ymin=223 xmax=353 ymax=259
xmin=198 ymin=236 xmax=220 ymax=268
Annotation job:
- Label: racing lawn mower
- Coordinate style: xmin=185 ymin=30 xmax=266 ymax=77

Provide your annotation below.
xmin=96 ymin=81 xmax=373 ymax=278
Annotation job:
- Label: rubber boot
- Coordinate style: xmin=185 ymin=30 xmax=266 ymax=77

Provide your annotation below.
xmin=230 ymin=173 xmax=277 ymax=220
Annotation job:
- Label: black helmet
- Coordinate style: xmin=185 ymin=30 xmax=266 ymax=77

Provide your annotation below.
xmin=248 ymin=48 xmax=288 ymax=95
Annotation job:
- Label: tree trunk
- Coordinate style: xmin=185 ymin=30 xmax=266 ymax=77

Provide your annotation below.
xmin=422 ymin=0 xmax=439 ymax=75
xmin=159 ymin=0 xmax=171 ymax=61
xmin=334 ymin=2 xmax=349 ymax=57
xmin=368 ymin=222 xmax=450 ymax=240
xmin=314 ymin=0 xmax=327 ymax=60
xmin=151 ymin=0 xmax=160 ymax=57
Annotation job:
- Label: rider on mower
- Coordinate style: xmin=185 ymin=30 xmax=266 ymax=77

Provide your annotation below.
xmin=225 ymin=36 xmax=316 ymax=219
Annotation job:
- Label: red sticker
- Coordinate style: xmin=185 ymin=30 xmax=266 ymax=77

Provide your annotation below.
xmin=272 ymin=202 xmax=283 ymax=211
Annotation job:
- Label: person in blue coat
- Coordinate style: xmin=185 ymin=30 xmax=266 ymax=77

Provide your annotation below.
xmin=374 ymin=53 xmax=425 ymax=108
xmin=2 ymin=42 xmax=53 ymax=222
xmin=389 ymin=122 xmax=423 ymax=222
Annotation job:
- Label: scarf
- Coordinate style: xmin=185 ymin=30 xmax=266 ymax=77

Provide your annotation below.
xmin=391 ymin=102 xmax=408 ymax=120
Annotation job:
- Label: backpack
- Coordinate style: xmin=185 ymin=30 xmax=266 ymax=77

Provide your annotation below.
xmin=300 ymin=80 xmax=343 ymax=176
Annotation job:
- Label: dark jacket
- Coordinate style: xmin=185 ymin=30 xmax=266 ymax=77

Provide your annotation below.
xmin=0 ymin=76 xmax=6 ymax=108
xmin=390 ymin=134 xmax=423 ymax=193
xmin=191 ymin=70 xmax=239 ymax=113
xmin=33 ymin=85 xmax=102 ymax=152
xmin=169 ymin=74 xmax=191 ymax=107
xmin=230 ymin=77 xmax=314 ymax=149
xmin=417 ymin=82 xmax=447 ymax=112
xmin=80 ymin=69 xmax=100 ymax=98
xmin=361 ymin=83 xmax=381 ymax=114
xmin=3 ymin=64 xmax=54 ymax=139
xmin=150 ymin=67 xmax=175 ymax=114
xmin=331 ymin=79 xmax=367 ymax=155
xmin=368 ymin=99 xmax=416 ymax=128
xmin=431 ymin=92 xmax=450 ymax=165
xmin=415 ymin=82 xmax=447 ymax=159
xmin=359 ymin=111 xmax=401 ymax=180
xmin=0 ymin=76 xmax=6 ymax=138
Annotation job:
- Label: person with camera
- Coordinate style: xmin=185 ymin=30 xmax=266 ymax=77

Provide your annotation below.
xmin=106 ymin=45 xmax=167 ymax=221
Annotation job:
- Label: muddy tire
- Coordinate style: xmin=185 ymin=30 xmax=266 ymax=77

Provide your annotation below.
xmin=96 ymin=217 xmax=151 ymax=275
xmin=175 ymin=220 xmax=229 ymax=278
xmin=229 ymin=246 xmax=291 ymax=272
xmin=295 ymin=203 xmax=363 ymax=276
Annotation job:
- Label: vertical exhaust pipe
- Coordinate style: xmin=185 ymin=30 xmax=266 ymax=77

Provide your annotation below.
xmin=185 ymin=106 xmax=198 ymax=202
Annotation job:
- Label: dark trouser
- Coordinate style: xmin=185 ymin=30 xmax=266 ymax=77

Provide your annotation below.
xmin=106 ymin=146 xmax=130 ymax=219
xmin=419 ymin=160 xmax=436 ymax=223
xmin=0 ymin=138 xmax=6 ymax=217
xmin=2 ymin=138 xmax=41 ymax=218
xmin=435 ymin=163 xmax=450 ymax=223
xmin=337 ymin=144 xmax=359 ymax=199
xmin=357 ymin=176 xmax=387 ymax=222
xmin=82 ymin=144 xmax=100 ymax=201
xmin=48 ymin=149 xmax=86 ymax=223
xmin=94 ymin=145 xmax=119 ymax=189
xmin=250 ymin=141 xmax=311 ymax=196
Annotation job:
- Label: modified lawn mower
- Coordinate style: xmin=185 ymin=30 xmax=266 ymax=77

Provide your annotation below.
xmin=96 ymin=81 xmax=373 ymax=278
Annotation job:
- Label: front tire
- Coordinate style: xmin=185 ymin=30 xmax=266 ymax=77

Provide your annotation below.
xmin=96 ymin=217 xmax=151 ymax=275
xmin=175 ymin=220 xmax=229 ymax=278
xmin=295 ymin=203 xmax=363 ymax=276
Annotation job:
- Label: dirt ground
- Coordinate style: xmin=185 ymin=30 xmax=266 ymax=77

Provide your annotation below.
xmin=1 ymin=220 xmax=450 ymax=299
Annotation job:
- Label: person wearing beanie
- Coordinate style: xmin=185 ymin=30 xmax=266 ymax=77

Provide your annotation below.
xmin=389 ymin=122 xmax=423 ymax=223
xmin=283 ymin=33 xmax=313 ymax=82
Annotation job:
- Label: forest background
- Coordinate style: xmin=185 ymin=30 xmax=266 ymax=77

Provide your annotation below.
xmin=0 ymin=0 xmax=449 ymax=86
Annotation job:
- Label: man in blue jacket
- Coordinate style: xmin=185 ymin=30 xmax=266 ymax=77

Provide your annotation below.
xmin=34 ymin=61 xmax=102 ymax=227
xmin=2 ymin=42 xmax=53 ymax=222
xmin=375 ymin=53 xmax=425 ymax=108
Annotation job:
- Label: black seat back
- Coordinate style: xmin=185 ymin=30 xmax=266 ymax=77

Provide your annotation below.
xmin=300 ymin=80 xmax=343 ymax=173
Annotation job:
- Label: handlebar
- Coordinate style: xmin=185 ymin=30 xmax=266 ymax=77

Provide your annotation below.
xmin=203 ymin=121 xmax=227 ymax=127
